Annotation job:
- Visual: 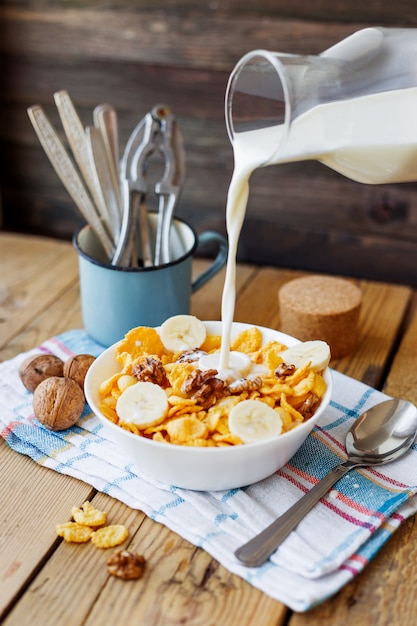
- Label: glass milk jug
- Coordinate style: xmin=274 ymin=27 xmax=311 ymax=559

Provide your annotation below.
xmin=225 ymin=27 xmax=417 ymax=184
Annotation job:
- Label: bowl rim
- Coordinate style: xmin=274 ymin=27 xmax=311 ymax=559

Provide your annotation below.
xmin=84 ymin=320 xmax=333 ymax=454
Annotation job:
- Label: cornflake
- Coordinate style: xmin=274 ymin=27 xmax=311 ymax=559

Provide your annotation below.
xmin=56 ymin=522 xmax=94 ymax=543
xmin=71 ymin=501 xmax=107 ymax=527
xmin=91 ymin=524 xmax=129 ymax=549
xmin=56 ymin=502 xmax=129 ymax=551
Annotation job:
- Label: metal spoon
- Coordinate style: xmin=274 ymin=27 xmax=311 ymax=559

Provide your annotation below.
xmin=235 ymin=398 xmax=417 ymax=568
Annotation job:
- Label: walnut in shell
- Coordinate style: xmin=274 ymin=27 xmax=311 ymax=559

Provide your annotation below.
xmin=63 ymin=354 xmax=96 ymax=390
xmin=19 ymin=354 xmax=64 ymax=392
xmin=33 ymin=376 xmax=85 ymax=430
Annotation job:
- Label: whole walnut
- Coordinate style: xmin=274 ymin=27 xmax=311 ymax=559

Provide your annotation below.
xmin=33 ymin=376 xmax=85 ymax=430
xmin=19 ymin=354 xmax=64 ymax=392
xmin=63 ymin=354 xmax=96 ymax=391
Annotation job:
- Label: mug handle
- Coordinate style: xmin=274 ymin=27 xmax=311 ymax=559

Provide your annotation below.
xmin=191 ymin=231 xmax=228 ymax=293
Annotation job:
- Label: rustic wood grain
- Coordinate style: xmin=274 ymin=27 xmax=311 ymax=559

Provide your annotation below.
xmin=333 ymin=281 xmax=412 ymax=386
xmin=0 ymin=440 xmax=95 ymax=621
xmin=0 ymin=234 xmax=79 ymax=350
xmin=2 ymin=3 xmax=417 ymax=284
xmin=192 ymin=260 xmax=258 ymax=322
xmin=0 ymin=282 xmax=83 ymax=362
xmin=383 ymin=301 xmax=417 ymax=406
xmin=2 ymin=0 xmax=417 ymax=26
xmin=0 ymin=7 xmax=369 ymax=68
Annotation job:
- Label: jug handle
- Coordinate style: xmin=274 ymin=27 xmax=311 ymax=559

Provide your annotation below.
xmin=320 ymin=27 xmax=383 ymax=61
xmin=191 ymin=231 xmax=228 ymax=293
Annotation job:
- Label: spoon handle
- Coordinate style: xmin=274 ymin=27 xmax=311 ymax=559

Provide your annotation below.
xmin=235 ymin=461 xmax=355 ymax=567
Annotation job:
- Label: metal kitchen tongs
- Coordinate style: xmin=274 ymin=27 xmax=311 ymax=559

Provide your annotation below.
xmin=111 ymin=104 xmax=185 ymax=268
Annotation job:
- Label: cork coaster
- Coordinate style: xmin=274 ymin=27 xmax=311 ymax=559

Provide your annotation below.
xmin=278 ymin=275 xmax=362 ymax=359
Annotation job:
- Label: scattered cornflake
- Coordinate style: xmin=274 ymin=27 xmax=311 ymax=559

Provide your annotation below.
xmin=91 ymin=524 xmax=129 ymax=549
xmin=71 ymin=501 xmax=107 ymax=527
xmin=56 ymin=521 xmax=94 ymax=543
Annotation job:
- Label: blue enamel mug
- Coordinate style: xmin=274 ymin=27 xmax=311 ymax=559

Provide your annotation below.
xmin=74 ymin=215 xmax=228 ymax=346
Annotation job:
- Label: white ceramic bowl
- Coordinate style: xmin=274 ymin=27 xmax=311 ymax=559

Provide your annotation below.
xmin=85 ymin=321 xmax=332 ymax=491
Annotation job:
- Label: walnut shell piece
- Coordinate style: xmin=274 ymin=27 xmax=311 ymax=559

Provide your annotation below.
xmin=19 ymin=354 xmax=64 ymax=392
xmin=33 ymin=376 xmax=85 ymax=430
xmin=63 ymin=354 xmax=96 ymax=390
xmin=107 ymin=550 xmax=146 ymax=580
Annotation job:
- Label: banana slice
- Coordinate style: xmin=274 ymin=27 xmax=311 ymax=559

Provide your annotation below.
xmin=279 ymin=340 xmax=331 ymax=372
xmin=159 ymin=315 xmax=206 ymax=353
xmin=198 ymin=351 xmax=251 ymax=381
xmin=228 ymin=399 xmax=282 ymax=444
xmin=116 ymin=381 xmax=168 ymax=429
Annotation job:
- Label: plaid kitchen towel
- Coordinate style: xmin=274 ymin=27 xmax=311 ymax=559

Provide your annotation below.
xmin=1 ymin=329 xmax=417 ymax=612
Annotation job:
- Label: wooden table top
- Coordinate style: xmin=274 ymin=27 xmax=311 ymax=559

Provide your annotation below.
xmin=1 ymin=231 xmax=417 ymax=626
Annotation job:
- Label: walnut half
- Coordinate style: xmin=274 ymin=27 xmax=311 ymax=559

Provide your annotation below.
xmin=181 ymin=369 xmax=226 ymax=409
xmin=133 ymin=356 xmax=169 ymax=388
xmin=274 ymin=363 xmax=296 ymax=380
xmin=228 ymin=376 xmax=262 ymax=394
xmin=107 ymin=550 xmax=146 ymax=580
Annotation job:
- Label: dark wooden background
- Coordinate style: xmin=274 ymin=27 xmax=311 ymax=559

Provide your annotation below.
xmin=1 ymin=1 xmax=417 ymax=285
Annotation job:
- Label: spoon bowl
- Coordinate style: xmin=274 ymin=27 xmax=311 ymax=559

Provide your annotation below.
xmin=346 ymin=398 xmax=417 ymax=463
xmin=235 ymin=398 xmax=417 ymax=567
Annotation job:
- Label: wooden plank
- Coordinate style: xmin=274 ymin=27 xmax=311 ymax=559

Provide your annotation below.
xmin=1 ymin=231 xmax=414 ymax=625
xmin=1 ymin=7 xmax=416 ymax=70
xmin=0 ymin=55 xmax=229 ymax=122
xmin=191 ymin=259 xmax=255 ymax=322
xmin=0 ymin=282 xmax=82 ymax=362
xmin=2 ymin=0 xmax=416 ymax=26
xmin=0 ymin=234 xmax=79 ymax=350
xmin=234 ymin=267 xmax=300 ymax=329
xmin=0 ymin=440 xmax=95 ymax=621
xmin=0 ymin=8 xmax=372 ymax=69
xmin=383 ymin=296 xmax=417 ymax=405
xmin=334 ymin=281 xmax=412 ymax=386
xmin=237 ymin=220 xmax=417 ymax=287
